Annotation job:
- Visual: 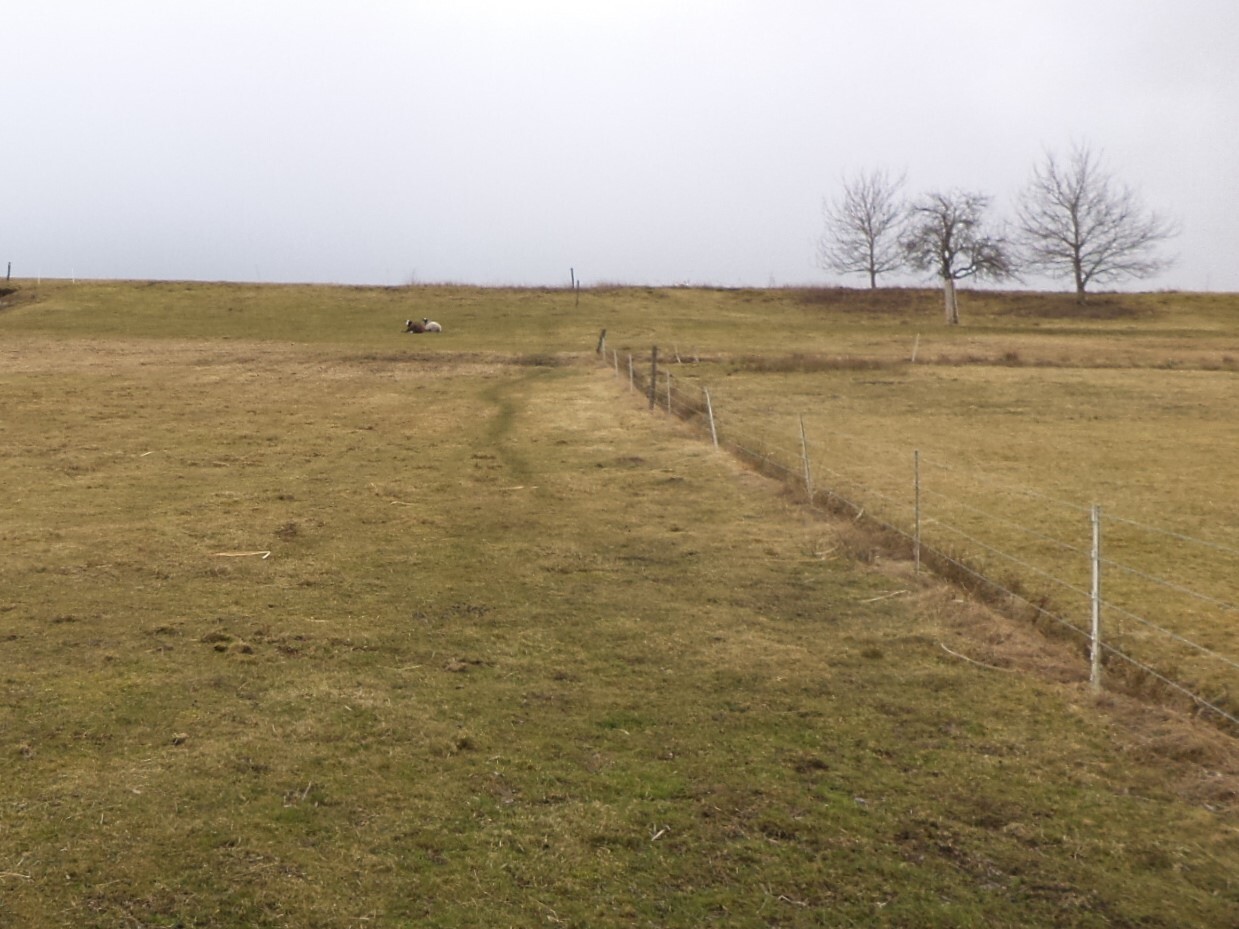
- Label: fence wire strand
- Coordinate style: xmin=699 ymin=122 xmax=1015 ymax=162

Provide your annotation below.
xmin=1105 ymin=512 xmax=1239 ymax=558
xmin=1102 ymin=558 xmax=1239 ymax=614
xmin=920 ymin=487 xmax=1088 ymax=558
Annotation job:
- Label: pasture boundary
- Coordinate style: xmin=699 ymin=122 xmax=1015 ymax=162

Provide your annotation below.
xmin=600 ymin=343 xmax=1239 ymax=733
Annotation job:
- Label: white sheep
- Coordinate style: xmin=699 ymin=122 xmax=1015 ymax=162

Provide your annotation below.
xmin=422 ymin=317 xmax=443 ymax=333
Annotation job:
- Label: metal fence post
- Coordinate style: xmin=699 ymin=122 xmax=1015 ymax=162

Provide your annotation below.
xmin=799 ymin=415 xmax=813 ymax=503
xmin=914 ymin=450 xmax=921 ymax=575
xmin=649 ymin=346 xmax=658 ymax=411
xmin=1090 ymin=504 xmax=1103 ymax=693
xmin=703 ymin=388 xmax=718 ymax=449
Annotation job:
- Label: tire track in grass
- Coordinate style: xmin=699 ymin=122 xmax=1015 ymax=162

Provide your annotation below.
xmin=474 ymin=366 xmax=554 ymax=486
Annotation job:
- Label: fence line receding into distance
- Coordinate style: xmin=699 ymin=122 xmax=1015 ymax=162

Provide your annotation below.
xmin=601 ymin=342 xmax=1239 ymax=732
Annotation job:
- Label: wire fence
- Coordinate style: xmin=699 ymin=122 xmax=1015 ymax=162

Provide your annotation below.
xmin=601 ymin=342 xmax=1239 ymax=732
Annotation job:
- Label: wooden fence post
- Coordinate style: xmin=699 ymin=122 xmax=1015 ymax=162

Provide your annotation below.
xmin=596 ymin=329 xmax=607 ymax=354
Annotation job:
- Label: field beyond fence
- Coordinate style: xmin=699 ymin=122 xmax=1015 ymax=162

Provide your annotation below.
xmin=605 ymin=335 xmax=1239 ymax=730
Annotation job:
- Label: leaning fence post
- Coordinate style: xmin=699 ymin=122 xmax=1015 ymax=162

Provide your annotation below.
xmin=799 ymin=415 xmax=813 ymax=504
xmin=1090 ymin=504 xmax=1103 ymax=693
xmin=649 ymin=346 xmax=658 ymax=411
xmin=596 ymin=328 xmax=607 ymax=354
xmin=703 ymin=388 xmax=718 ymax=449
xmin=628 ymin=354 xmax=634 ymax=391
xmin=666 ymin=372 xmax=673 ymax=413
xmin=914 ymin=450 xmax=922 ymax=575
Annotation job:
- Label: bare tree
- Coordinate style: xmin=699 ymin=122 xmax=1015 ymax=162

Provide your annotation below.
xmin=1016 ymin=143 xmax=1178 ymax=303
xmin=901 ymin=189 xmax=1014 ymax=324
xmin=817 ymin=168 xmax=906 ymax=289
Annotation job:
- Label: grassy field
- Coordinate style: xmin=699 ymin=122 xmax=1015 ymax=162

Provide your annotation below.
xmin=1 ymin=280 xmax=1238 ymax=928
xmin=598 ymin=288 xmax=1238 ymax=715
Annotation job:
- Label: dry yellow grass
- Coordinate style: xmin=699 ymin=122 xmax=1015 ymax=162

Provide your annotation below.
xmin=603 ymin=290 xmax=1237 ymax=722
xmin=2 ymin=282 xmax=1238 ymax=927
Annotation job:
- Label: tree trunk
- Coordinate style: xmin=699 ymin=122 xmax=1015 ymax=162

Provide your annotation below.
xmin=943 ymin=277 xmax=959 ymax=325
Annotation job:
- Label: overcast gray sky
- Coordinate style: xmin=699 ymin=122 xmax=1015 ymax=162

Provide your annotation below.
xmin=4 ymin=0 xmax=1237 ymax=290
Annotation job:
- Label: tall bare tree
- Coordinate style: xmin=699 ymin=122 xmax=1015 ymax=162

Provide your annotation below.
xmin=1016 ymin=143 xmax=1178 ymax=303
xmin=901 ymin=189 xmax=1014 ymax=324
xmin=817 ymin=168 xmax=906 ymax=288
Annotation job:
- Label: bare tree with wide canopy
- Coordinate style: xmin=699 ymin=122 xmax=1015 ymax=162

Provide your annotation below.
xmin=817 ymin=168 xmax=907 ymax=288
xmin=1016 ymin=143 xmax=1178 ymax=303
xmin=902 ymin=189 xmax=1014 ymax=325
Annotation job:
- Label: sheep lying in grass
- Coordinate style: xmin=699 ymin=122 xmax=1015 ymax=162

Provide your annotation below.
xmin=422 ymin=317 xmax=443 ymax=333
xmin=403 ymin=319 xmax=426 ymax=333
